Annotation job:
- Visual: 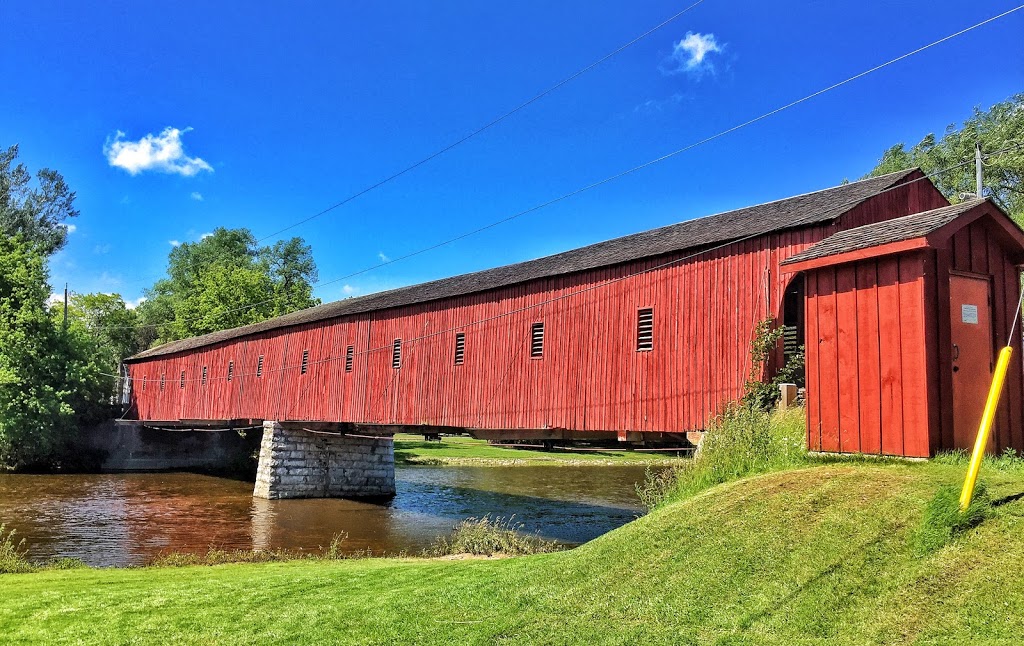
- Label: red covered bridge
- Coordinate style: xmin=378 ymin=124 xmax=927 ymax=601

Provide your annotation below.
xmin=120 ymin=169 xmax=1024 ymax=497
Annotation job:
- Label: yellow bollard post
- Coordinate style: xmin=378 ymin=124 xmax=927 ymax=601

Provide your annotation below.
xmin=960 ymin=346 xmax=1014 ymax=510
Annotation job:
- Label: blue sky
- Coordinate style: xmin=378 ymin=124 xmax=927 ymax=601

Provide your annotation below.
xmin=2 ymin=1 xmax=1022 ymax=307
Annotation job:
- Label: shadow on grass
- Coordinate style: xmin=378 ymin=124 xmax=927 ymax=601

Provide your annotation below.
xmin=992 ymin=491 xmax=1024 ymax=507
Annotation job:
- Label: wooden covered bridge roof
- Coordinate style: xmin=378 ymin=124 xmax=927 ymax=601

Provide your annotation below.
xmin=128 ymin=168 xmax=920 ymax=361
xmin=782 ymin=198 xmax=1024 ymax=271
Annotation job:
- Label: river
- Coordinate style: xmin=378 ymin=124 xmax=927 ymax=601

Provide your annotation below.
xmin=0 ymin=466 xmax=650 ymax=567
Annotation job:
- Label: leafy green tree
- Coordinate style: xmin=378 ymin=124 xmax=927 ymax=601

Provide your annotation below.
xmin=172 ymin=264 xmax=277 ymax=334
xmin=261 ymin=237 xmax=318 ymax=317
xmin=0 ymin=145 xmax=79 ymax=254
xmin=63 ymin=292 xmax=143 ymax=373
xmin=0 ymin=236 xmax=110 ymax=469
xmin=867 ymin=94 xmax=1024 ymax=223
xmin=138 ymin=227 xmax=320 ymax=345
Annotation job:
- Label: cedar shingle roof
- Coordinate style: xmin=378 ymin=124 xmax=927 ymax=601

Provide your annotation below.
xmin=780 ymin=199 xmax=986 ymax=266
xmin=127 ymin=168 xmax=920 ymax=361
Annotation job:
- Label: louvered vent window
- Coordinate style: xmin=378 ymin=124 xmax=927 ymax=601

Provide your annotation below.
xmin=345 ymin=346 xmax=354 ymax=372
xmin=637 ymin=308 xmax=654 ymax=352
xmin=783 ymin=325 xmax=799 ymax=359
xmin=530 ymin=322 xmax=544 ymax=358
xmin=301 ymin=349 xmax=310 ymax=375
xmin=256 ymin=355 xmax=264 ymax=378
xmin=202 ymin=366 xmax=208 ymax=385
xmin=142 ymin=376 xmax=147 ymax=391
xmin=392 ymin=339 xmax=402 ymax=369
xmin=454 ymin=333 xmax=465 ymax=365
xmin=160 ymin=374 xmax=165 ymax=392
xmin=180 ymin=371 xmax=186 ymax=389
xmin=227 ymin=361 xmax=234 ymax=381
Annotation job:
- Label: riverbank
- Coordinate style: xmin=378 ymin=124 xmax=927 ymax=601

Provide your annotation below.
xmin=3 ymin=460 xmax=1024 ymax=643
xmin=393 ymin=433 xmax=690 ymax=466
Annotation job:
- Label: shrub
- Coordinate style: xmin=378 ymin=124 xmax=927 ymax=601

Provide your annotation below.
xmin=425 ymin=516 xmax=562 ymax=557
xmin=742 ymin=318 xmax=805 ymax=411
xmin=913 ymin=483 xmax=992 ymax=556
xmin=637 ymin=406 xmax=807 ymax=509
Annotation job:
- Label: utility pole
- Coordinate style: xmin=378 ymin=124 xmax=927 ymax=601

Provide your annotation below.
xmin=63 ymin=283 xmax=68 ymax=327
xmin=976 ymin=141 xmax=984 ymax=199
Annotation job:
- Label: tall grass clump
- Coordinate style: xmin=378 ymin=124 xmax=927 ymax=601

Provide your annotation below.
xmin=0 ymin=524 xmax=37 ymax=574
xmin=913 ymin=483 xmax=993 ymax=556
xmin=638 ymin=405 xmax=807 ymax=509
xmin=425 ymin=516 xmax=562 ymax=557
xmin=934 ymin=447 xmax=1024 ymax=475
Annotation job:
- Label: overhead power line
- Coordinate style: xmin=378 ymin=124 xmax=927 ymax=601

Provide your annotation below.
xmin=99 ymin=2 xmax=710 ymax=292
xmin=254 ymin=0 xmax=709 ymax=244
xmin=91 ymin=3 xmax=1024 ymax=335
xmin=109 ymin=155 xmax=1001 ymax=384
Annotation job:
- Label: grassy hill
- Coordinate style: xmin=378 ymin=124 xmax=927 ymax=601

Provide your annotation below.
xmin=2 ymin=460 xmax=1023 ymax=644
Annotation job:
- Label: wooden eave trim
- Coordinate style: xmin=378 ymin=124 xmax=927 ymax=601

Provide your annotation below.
xmin=926 ymin=202 xmax=1024 ymax=252
xmin=782 ymin=237 xmax=930 ymax=273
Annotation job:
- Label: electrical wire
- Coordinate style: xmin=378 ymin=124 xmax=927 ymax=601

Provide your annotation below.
xmin=252 ymin=0 xmax=708 ymax=244
xmin=91 ymin=135 xmax=1023 ymax=336
xmin=90 ymin=7 xmax=1024 ymax=335
xmin=108 ymin=156 xmax=992 ymax=387
xmin=83 ymin=2 xmax=710 ymax=294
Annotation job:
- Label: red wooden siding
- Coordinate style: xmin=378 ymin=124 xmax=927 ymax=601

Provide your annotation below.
xmin=945 ymin=220 xmax=1024 ymax=452
xmin=805 ymin=254 xmax=931 ymax=457
xmin=125 ymin=181 xmax=951 ymax=438
xmin=803 ymin=211 xmax=1024 ymax=457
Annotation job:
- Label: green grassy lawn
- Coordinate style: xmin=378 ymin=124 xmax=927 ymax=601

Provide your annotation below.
xmin=3 ymin=461 xmax=1024 ymax=644
xmin=393 ymin=433 xmax=689 ymax=466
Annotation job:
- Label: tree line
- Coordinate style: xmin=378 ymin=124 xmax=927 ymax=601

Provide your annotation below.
xmin=1 ymin=94 xmax=1021 ymax=469
xmin=0 ymin=145 xmax=319 ymax=468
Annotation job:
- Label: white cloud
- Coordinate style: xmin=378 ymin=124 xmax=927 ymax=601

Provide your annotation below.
xmin=97 ymin=272 xmax=123 ymax=289
xmin=125 ymin=296 xmax=147 ymax=310
xmin=169 ymin=239 xmax=181 ymax=247
xmin=62 ymin=223 xmax=77 ymax=234
xmin=342 ymin=284 xmax=358 ymax=296
xmin=635 ymin=93 xmax=685 ymax=114
xmin=94 ymin=243 xmax=112 ymax=254
xmin=190 ymin=192 xmax=204 ymax=201
xmin=47 ymin=292 xmax=63 ymax=307
xmin=378 ymin=252 xmax=390 ymax=263
xmin=664 ymin=32 xmax=722 ymax=76
xmin=104 ymin=127 xmax=213 ymax=176
xmin=200 ymin=232 xmax=213 ymax=240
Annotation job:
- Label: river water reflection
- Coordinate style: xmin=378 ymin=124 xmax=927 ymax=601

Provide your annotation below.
xmin=0 ymin=466 xmax=649 ymax=567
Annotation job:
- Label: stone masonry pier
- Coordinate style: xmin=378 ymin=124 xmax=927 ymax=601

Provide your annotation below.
xmin=253 ymin=421 xmax=396 ymax=500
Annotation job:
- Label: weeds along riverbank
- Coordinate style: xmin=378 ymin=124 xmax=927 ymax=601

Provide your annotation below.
xmin=0 ymin=515 xmax=563 ymax=574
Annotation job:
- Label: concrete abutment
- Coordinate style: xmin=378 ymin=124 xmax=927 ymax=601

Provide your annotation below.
xmin=253 ymin=421 xmax=396 ymax=500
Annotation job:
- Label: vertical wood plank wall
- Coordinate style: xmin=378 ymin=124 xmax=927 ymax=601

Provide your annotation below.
xmin=804 ymin=253 xmax=931 ymax=457
xmin=126 ymin=181 xmax=951 ymax=439
xmin=946 ymin=220 xmax=1024 ymax=452
xmin=804 ymin=217 xmax=1024 ymax=456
